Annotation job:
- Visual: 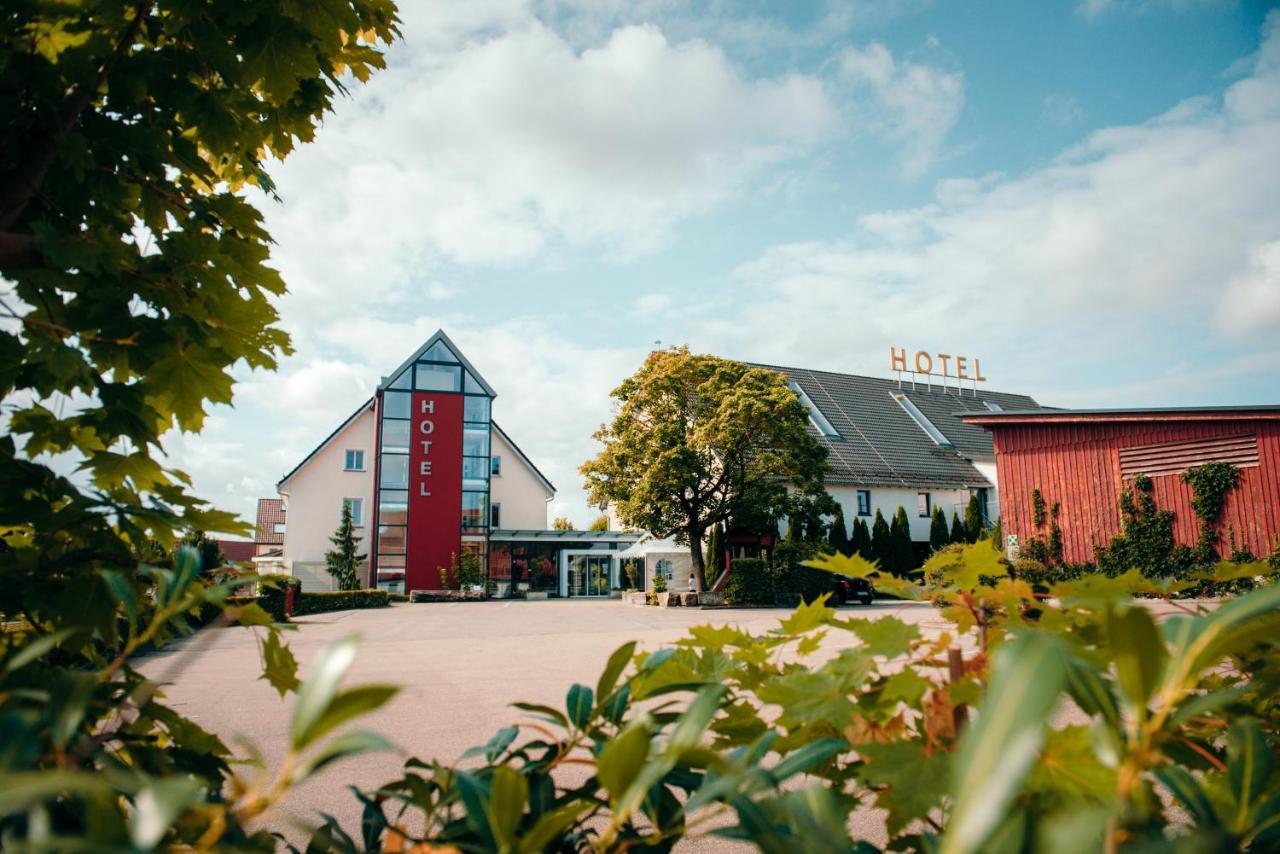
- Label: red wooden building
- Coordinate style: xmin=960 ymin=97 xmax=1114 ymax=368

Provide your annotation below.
xmin=960 ymin=406 xmax=1280 ymax=565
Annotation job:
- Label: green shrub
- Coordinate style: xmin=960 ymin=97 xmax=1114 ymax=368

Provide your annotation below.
xmin=770 ymin=540 xmax=829 ymax=603
xmin=257 ymin=575 xmax=301 ymax=622
xmin=723 ymin=558 xmax=773 ymax=605
xmin=292 ymin=588 xmax=390 ymax=616
xmin=311 ymin=545 xmax=1280 ymax=853
xmin=651 ymin=573 xmax=667 ymax=594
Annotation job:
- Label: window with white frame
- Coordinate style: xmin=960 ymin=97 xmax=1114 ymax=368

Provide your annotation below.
xmin=344 ymin=449 xmax=365 ymax=471
xmin=343 ymin=497 xmax=363 ymax=526
xmin=273 ymin=522 xmax=286 ymax=534
xmin=917 ymin=493 xmax=931 ymax=518
xmin=491 ymin=455 xmax=501 ymax=476
xmin=856 ymin=490 xmax=871 ymax=516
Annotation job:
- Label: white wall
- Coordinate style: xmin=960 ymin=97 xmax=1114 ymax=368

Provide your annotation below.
xmin=280 ymin=408 xmax=375 ymax=590
xmin=489 ymin=428 xmax=553 ymax=529
xmin=826 ymin=485 xmax=974 ymax=541
xmin=971 ymin=460 xmax=1001 ymax=519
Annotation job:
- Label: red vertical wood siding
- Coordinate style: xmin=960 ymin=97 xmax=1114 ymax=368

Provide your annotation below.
xmin=991 ymin=419 xmax=1280 ymax=564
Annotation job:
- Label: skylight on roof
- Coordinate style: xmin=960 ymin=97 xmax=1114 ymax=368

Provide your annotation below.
xmin=984 ymin=400 xmax=1003 ymax=412
xmin=892 ymin=393 xmax=955 ymax=448
xmin=788 ymin=381 xmax=840 ymax=437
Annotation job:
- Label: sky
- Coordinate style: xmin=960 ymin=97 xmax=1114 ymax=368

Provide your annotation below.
xmin=165 ymin=0 xmax=1280 ymax=529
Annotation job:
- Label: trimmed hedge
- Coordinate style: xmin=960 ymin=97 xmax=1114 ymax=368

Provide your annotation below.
xmin=723 ymin=558 xmax=773 ymax=606
xmin=293 ymin=588 xmax=390 ymax=615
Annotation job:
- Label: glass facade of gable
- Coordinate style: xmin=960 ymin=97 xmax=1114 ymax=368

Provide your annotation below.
xmin=371 ymin=337 xmax=493 ymax=591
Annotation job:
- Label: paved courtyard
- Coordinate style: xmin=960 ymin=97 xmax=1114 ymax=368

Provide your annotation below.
xmin=140 ymin=598 xmax=947 ymax=846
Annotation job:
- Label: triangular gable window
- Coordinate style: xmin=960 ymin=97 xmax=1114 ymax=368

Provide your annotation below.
xmin=464 ymin=370 xmax=485 ymax=394
xmin=424 ymin=341 xmax=458 ymax=363
xmin=386 ymin=368 xmax=412 ymax=390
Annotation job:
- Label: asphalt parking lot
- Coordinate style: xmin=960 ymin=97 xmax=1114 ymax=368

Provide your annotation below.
xmin=140 ymin=598 xmax=947 ymax=847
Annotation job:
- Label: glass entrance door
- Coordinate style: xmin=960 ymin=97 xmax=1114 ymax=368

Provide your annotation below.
xmin=568 ymin=554 xmax=613 ymax=596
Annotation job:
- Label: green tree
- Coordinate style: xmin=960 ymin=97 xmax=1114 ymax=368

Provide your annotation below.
xmin=929 ymin=506 xmax=950 ymax=553
xmin=851 ymin=516 xmax=872 ymax=559
xmin=582 ymin=347 xmax=827 ymax=592
xmin=179 ymin=528 xmax=225 ymax=573
xmin=828 ymin=505 xmax=850 ymax=555
xmin=704 ymin=522 xmax=726 ymax=577
xmin=0 ymin=0 xmax=400 ymax=847
xmin=950 ymin=511 xmax=967 ymax=544
xmin=588 ymin=514 xmax=610 ymax=531
xmin=457 ymin=550 xmax=483 ymax=589
xmin=870 ymin=509 xmax=893 ymax=572
xmin=965 ymin=494 xmax=985 ymax=542
xmin=553 ymin=516 xmax=576 ymax=530
xmin=890 ymin=506 xmax=915 ymax=574
xmin=324 ymin=503 xmax=364 ymax=591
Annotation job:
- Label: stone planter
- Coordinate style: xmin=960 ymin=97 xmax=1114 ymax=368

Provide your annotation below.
xmin=625 ymin=592 xmax=647 ymax=606
xmin=699 ymin=591 xmax=725 ymax=607
xmin=609 ymin=589 xmax=623 ymax=600
xmin=657 ymin=591 xmax=673 ymax=607
xmin=525 ymin=591 xmax=549 ymax=601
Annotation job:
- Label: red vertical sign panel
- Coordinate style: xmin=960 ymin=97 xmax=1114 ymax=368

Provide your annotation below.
xmin=406 ymin=392 xmax=463 ymax=591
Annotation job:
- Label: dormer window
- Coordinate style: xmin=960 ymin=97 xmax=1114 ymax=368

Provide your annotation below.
xmin=788 ymin=381 xmax=840 ymax=437
xmin=892 ymin=393 xmax=954 ymax=449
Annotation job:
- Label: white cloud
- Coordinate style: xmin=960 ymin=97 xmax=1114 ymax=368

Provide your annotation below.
xmin=838 ymin=41 xmax=965 ymax=177
xmin=260 ymin=19 xmax=839 ymax=332
xmin=724 ymin=12 xmax=1280 ymax=400
xmin=1078 ymin=0 xmax=1231 ymax=19
xmin=1217 ymin=240 xmax=1280 ymax=334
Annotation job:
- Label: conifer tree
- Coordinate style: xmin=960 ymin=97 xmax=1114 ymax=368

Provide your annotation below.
xmin=325 ymin=503 xmax=365 ymax=591
xmin=929 ymin=506 xmax=950 ymax=553
xmin=828 ymin=506 xmax=850 ymax=555
xmin=851 ymin=517 xmax=873 ymax=559
xmin=890 ymin=506 xmax=915 ymax=574
xmin=870 ymin=509 xmax=892 ymax=572
xmin=965 ymin=494 xmax=984 ymax=543
xmin=703 ymin=523 xmax=726 ymax=577
xmin=950 ymin=511 xmax=967 ymax=544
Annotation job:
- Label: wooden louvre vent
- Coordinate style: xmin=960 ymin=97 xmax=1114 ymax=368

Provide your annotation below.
xmin=1119 ymin=434 xmax=1260 ymax=479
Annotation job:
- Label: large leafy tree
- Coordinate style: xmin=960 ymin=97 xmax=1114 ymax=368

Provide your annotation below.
xmin=0 ymin=1 xmax=399 ymax=846
xmin=582 ymin=347 xmax=828 ymax=591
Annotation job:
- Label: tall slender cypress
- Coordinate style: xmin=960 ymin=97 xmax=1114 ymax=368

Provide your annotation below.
xmin=949 ymin=511 xmax=967 ymax=544
xmin=828 ymin=506 xmax=850 ymax=555
xmin=851 ymin=517 xmax=872 ymax=559
xmin=890 ymin=506 xmax=915 ymax=574
xmin=870 ymin=509 xmax=892 ymax=572
xmin=965 ymin=494 xmax=984 ymax=543
xmin=929 ymin=506 xmax=950 ymax=552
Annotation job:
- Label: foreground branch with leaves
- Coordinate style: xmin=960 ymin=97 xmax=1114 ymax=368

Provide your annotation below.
xmin=293 ymin=544 xmax=1277 ymax=853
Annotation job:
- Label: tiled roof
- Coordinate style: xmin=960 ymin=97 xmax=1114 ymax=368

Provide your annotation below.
xmin=754 ymin=364 xmax=1043 ymax=490
xmin=255 ymin=498 xmax=285 ymax=546
xmin=217 ymin=539 xmax=257 ymax=563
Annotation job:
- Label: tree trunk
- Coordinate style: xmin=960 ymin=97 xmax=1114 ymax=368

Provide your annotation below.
xmin=687 ymin=527 xmax=706 ymax=592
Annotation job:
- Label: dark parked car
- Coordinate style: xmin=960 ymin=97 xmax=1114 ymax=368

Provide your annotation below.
xmin=832 ymin=576 xmax=875 ymax=606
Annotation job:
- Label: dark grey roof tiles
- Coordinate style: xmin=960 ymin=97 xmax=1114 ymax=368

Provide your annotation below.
xmin=751 ymin=364 xmax=1043 ymax=490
